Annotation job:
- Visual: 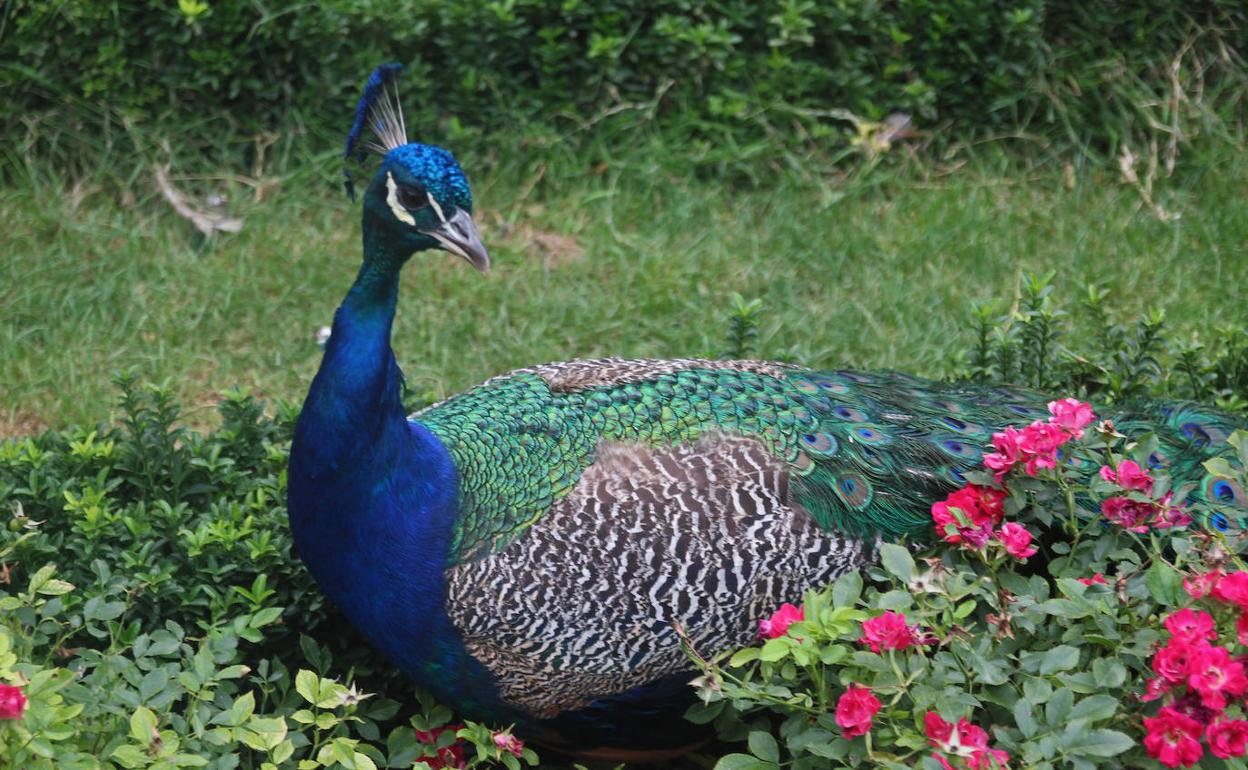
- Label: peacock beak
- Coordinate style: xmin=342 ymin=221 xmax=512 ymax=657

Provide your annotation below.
xmin=421 ymin=208 xmax=490 ymax=273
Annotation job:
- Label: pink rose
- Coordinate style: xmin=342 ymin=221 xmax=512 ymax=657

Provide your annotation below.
xmin=983 ymin=426 xmax=1024 ymax=481
xmin=1144 ymin=706 xmax=1204 ymax=768
xmin=758 ymin=603 xmax=804 ymax=639
xmin=997 ymin=522 xmax=1036 ymax=559
xmin=1100 ymin=460 xmax=1154 ymax=493
xmin=1048 ymin=398 xmax=1096 ymax=437
xmin=414 ymin=724 xmax=467 ymax=770
xmin=492 ymin=730 xmax=524 ymax=758
xmin=968 ymin=747 xmax=1011 ymax=769
xmin=1214 ymin=572 xmax=1248 ymax=610
xmin=925 ymin=712 xmax=954 ymax=747
xmin=1188 ymin=644 xmax=1248 ymax=710
xmin=1101 ymin=497 xmax=1152 ymax=533
xmin=1208 ymin=720 xmax=1248 ymax=759
xmin=0 ymin=685 xmax=26 ymax=720
xmin=1184 ymin=571 xmax=1222 ymax=599
xmin=1164 ymin=609 xmax=1217 ymax=645
xmin=835 ymin=684 xmax=880 ymax=738
xmin=861 ymin=611 xmax=920 ymax=653
xmin=1017 ymin=422 xmax=1067 ymax=476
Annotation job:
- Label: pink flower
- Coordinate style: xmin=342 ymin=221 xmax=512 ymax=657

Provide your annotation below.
xmin=925 ymin=712 xmax=955 ymax=746
xmin=1184 ymin=571 xmax=1222 ymax=599
xmin=1238 ymin=613 xmax=1248 ymax=646
xmin=1142 ymin=677 xmax=1171 ymax=701
xmin=492 ymin=730 xmax=524 ymax=758
xmin=957 ymin=718 xmax=990 ymax=750
xmin=1165 ymin=609 xmax=1218 ymax=645
xmin=1144 ymin=706 xmax=1205 ymax=767
xmin=1188 ymin=644 xmax=1248 ymax=710
xmin=1214 ymin=572 xmax=1248 ymax=610
xmin=1101 ymin=496 xmax=1153 ymax=533
xmin=414 ymin=724 xmax=466 ymax=770
xmin=1048 ymin=398 xmax=1096 ymax=437
xmin=931 ymin=485 xmax=1005 ymax=547
xmin=0 ymin=685 xmax=26 ymax=720
xmin=927 ymin=713 xmax=1009 ymax=768
xmin=835 ymin=684 xmax=880 ymax=738
xmin=758 ymin=603 xmax=804 ymax=639
xmin=1078 ymin=573 xmax=1108 ymax=586
xmin=1153 ymin=638 xmax=1207 ymax=683
xmin=1100 ymin=460 xmax=1154 ymax=493
xmin=1208 ymin=719 xmax=1248 ymax=759
xmin=997 ymin=522 xmax=1036 ymax=559
xmin=968 ymin=747 xmax=1010 ymax=769
xmin=1153 ymin=500 xmax=1192 ymax=529
xmin=1017 ymin=422 xmax=1068 ymax=476
xmin=961 ymin=524 xmax=994 ymax=550
xmin=983 ymin=426 xmax=1025 ymax=481
xmin=861 ymin=612 xmax=920 ymax=653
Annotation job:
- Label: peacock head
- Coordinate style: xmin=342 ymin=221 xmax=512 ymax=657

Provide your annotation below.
xmin=344 ymin=63 xmax=489 ymax=272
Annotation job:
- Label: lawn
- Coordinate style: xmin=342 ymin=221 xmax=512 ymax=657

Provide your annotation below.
xmin=3 ymin=142 xmax=1247 ymax=433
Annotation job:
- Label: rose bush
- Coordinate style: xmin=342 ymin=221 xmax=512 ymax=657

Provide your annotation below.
xmin=687 ymin=404 xmax=1248 ymax=770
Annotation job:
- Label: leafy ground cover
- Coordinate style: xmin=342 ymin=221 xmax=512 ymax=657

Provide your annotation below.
xmin=3 ymin=140 xmax=1247 ymax=433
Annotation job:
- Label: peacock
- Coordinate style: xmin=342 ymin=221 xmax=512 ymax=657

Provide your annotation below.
xmin=287 ymin=64 xmax=1248 ymax=759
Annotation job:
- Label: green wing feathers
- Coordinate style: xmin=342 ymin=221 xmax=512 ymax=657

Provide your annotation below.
xmin=415 ymin=359 xmax=1247 ymax=562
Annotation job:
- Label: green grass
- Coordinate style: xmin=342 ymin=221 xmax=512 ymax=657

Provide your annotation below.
xmin=3 ymin=142 xmax=1248 ymax=434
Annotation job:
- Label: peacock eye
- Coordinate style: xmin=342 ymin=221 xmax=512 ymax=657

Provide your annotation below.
xmin=397 ymin=185 xmax=428 ymax=210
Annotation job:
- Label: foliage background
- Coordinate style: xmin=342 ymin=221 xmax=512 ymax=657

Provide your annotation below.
xmin=3 ymin=0 xmax=1246 ymax=164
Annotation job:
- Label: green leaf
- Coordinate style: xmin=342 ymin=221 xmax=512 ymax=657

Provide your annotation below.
xmin=713 ymin=754 xmax=778 ymax=770
xmin=110 ymin=744 xmax=148 ymax=769
xmin=878 ymin=543 xmax=914 ymax=583
xmin=38 ymin=578 xmax=75 ymax=596
xmin=748 ymin=731 xmax=780 ymax=764
xmin=295 ymin=669 xmax=319 ymax=705
xmin=1147 ymin=560 xmax=1182 ymax=606
xmin=831 ymin=571 xmax=862 ymax=607
xmin=1045 ymin=688 xmax=1074 ymax=726
xmin=1040 ymin=645 xmax=1080 ymax=675
xmin=230 ymin=692 xmax=256 ymax=725
xmin=130 ymin=706 xmax=158 ymax=744
xmin=1014 ymin=699 xmax=1039 ymax=738
xmin=26 ymin=563 xmax=57 ymax=596
xmin=1091 ymin=659 xmax=1126 ymax=689
xmin=1069 ymin=694 xmax=1118 ymax=723
xmin=1204 ymin=457 xmax=1238 ymax=478
xmin=729 ymin=647 xmax=760 ymax=667
xmin=759 ymin=638 xmax=790 ymax=662
xmin=876 ymin=590 xmax=913 ymax=611
xmin=1068 ymin=729 xmax=1134 ymax=757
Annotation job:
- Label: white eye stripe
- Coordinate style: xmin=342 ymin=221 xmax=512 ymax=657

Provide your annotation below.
xmin=426 ymin=192 xmax=447 ymax=224
xmin=385 ymin=172 xmax=416 ymax=226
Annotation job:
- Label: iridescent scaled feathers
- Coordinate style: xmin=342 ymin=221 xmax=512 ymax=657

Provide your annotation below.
xmin=414 ymin=359 xmax=1248 ymax=564
xmin=344 ymin=62 xmax=408 ymax=200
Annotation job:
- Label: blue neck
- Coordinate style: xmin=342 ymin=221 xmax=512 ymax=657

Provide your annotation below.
xmin=288 ymin=229 xmax=462 ymax=682
xmin=287 ymin=226 xmax=518 ymax=725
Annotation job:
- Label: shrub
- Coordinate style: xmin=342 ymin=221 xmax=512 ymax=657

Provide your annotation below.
xmin=685 ymin=406 xmax=1248 ymax=769
xmin=0 ymin=376 xmax=538 ymax=769
xmin=957 ymin=272 xmax=1248 ymax=413
xmin=2 ymin=0 xmax=1245 ymax=165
